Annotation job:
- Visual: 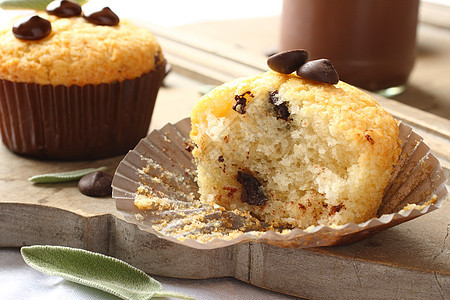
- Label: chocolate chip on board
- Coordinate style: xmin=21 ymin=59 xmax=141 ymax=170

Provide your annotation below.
xmin=267 ymin=49 xmax=309 ymax=74
xmin=297 ymin=59 xmax=339 ymax=84
xmin=237 ymin=171 xmax=267 ymax=206
xmin=12 ymin=15 xmax=51 ymax=40
xmin=83 ymin=7 xmax=119 ymax=26
xmin=78 ymin=171 xmax=113 ymax=197
xmin=46 ymin=0 xmax=82 ymax=18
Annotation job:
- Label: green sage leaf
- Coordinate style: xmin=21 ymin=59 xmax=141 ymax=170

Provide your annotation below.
xmin=0 ymin=0 xmax=87 ymax=10
xmin=28 ymin=166 xmax=107 ymax=183
xmin=21 ymin=246 xmax=194 ymax=300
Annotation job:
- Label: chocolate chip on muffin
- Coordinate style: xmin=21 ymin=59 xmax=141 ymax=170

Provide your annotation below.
xmin=232 ymin=91 xmax=253 ymax=114
xmin=12 ymin=15 xmax=51 ymax=40
xmin=237 ymin=171 xmax=267 ymax=206
xmin=269 ymin=91 xmax=290 ymax=121
xmin=297 ymin=59 xmax=339 ymax=84
xmin=46 ymin=0 xmax=82 ymax=18
xmin=268 ymin=50 xmax=339 ymax=85
xmin=83 ymin=7 xmax=119 ymax=26
xmin=267 ymin=49 xmax=309 ymax=74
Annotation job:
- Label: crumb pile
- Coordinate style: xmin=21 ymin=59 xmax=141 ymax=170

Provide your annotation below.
xmin=190 ymin=71 xmax=401 ymax=229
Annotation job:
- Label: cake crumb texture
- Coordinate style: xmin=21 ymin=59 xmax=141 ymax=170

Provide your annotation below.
xmin=190 ymin=71 xmax=401 ymax=229
xmin=0 ymin=14 xmax=162 ymax=85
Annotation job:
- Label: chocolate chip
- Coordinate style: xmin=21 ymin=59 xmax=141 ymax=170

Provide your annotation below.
xmin=237 ymin=171 xmax=267 ymax=206
xmin=218 ymin=155 xmax=224 ymax=162
xmin=78 ymin=171 xmax=113 ymax=197
xmin=233 ymin=91 xmax=253 ymax=114
xmin=267 ymin=49 xmax=309 ymax=74
xmin=269 ymin=91 xmax=290 ymax=121
xmin=330 ymin=204 xmax=344 ymax=215
xmin=365 ymin=134 xmax=375 ymax=145
xmin=184 ymin=141 xmax=195 ymax=152
xmin=297 ymin=59 xmax=339 ymax=84
xmin=83 ymin=7 xmax=119 ymax=26
xmin=12 ymin=15 xmax=51 ymax=41
xmin=46 ymin=0 xmax=82 ymax=18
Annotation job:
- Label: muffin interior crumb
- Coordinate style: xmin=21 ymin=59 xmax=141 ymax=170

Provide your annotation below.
xmin=190 ymin=71 xmax=401 ymax=229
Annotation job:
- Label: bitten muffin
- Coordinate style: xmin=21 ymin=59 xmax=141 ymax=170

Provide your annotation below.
xmin=190 ymin=71 xmax=401 ymax=229
xmin=0 ymin=4 xmax=166 ymax=160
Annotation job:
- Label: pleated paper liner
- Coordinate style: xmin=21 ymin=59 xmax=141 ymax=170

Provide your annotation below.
xmin=112 ymin=118 xmax=448 ymax=249
xmin=0 ymin=60 xmax=166 ymax=160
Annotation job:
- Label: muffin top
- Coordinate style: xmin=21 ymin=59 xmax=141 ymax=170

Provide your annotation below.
xmin=191 ymin=71 xmax=400 ymax=155
xmin=0 ymin=13 xmax=163 ymax=86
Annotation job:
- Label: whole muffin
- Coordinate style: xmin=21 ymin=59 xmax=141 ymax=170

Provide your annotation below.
xmin=190 ymin=70 xmax=401 ymax=229
xmin=0 ymin=4 xmax=166 ymax=160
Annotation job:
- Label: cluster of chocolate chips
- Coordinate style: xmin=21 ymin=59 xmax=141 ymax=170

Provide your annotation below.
xmin=12 ymin=0 xmax=119 ymax=41
xmin=267 ymin=49 xmax=339 ymax=85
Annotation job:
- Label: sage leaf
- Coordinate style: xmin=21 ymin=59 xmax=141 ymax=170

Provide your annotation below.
xmin=21 ymin=246 xmax=194 ymax=300
xmin=0 ymin=0 xmax=87 ymax=10
xmin=28 ymin=166 xmax=107 ymax=183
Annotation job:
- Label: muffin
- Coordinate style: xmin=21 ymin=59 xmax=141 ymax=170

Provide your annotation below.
xmin=0 ymin=2 xmax=166 ymax=160
xmin=190 ymin=52 xmax=401 ymax=229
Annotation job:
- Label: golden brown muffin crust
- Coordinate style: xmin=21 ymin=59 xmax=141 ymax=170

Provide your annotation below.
xmin=0 ymin=14 xmax=162 ymax=86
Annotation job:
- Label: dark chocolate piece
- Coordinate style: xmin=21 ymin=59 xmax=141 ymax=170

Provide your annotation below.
xmin=330 ymin=204 xmax=344 ymax=215
xmin=233 ymin=91 xmax=253 ymax=114
xmin=365 ymin=134 xmax=375 ymax=145
xmin=12 ymin=15 xmax=51 ymax=41
xmin=46 ymin=0 xmax=82 ymax=18
xmin=78 ymin=171 xmax=113 ymax=197
xmin=237 ymin=171 xmax=267 ymax=206
xmin=83 ymin=7 xmax=119 ymax=26
xmin=267 ymin=49 xmax=309 ymax=74
xmin=269 ymin=91 xmax=290 ymax=121
xmin=184 ymin=141 xmax=195 ymax=152
xmin=297 ymin=59 xmax=339 ymax=84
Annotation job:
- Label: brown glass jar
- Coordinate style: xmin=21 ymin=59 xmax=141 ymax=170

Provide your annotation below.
xmin=280 ymin=0 xmax=419 ymax=94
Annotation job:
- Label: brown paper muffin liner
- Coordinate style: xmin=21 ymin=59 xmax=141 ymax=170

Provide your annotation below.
xmin=112 ymin=118 xmax=448 ymax=249
xmin=0 ymin=60 xmax=166 ymax=160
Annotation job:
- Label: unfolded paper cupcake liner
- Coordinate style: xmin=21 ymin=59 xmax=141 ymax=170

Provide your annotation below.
xmin=0 ymin=60 xmax=166 ymax=160
xmin=112 ymin=118 xmax=448 ymax=249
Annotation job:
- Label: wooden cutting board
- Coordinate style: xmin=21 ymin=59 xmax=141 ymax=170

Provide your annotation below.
xmin=1 ymin=23 xmax=449 ymax=299
xmin=1 ymin=84 xmax=448 ymax=299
